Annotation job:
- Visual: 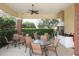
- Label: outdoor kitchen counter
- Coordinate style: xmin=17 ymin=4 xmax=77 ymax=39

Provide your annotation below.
xmin=57 ymin=35 xmax=74 ymax=48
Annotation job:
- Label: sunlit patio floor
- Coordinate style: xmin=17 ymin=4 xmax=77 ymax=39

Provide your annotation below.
xmin=0 ymin=44 xmax=74 ymax=56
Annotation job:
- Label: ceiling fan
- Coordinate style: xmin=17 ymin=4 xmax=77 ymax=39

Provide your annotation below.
xmin=26 ymin=4 xmax=39 ymax=15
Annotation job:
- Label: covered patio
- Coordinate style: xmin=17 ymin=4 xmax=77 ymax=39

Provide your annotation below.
xmin=0 ymin=3 xmax=79 ymax=56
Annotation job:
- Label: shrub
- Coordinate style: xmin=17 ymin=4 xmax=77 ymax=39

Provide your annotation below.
xmin=22 ymin=28 xmax=54 ymax=40
xmin=0 ymin=16 xmax=16 ymax=48
xmin=0 ymin=29 xmax=16 ymax=48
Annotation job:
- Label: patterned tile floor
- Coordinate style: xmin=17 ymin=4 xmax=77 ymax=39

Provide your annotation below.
xmin=0 ymin=44 xmax=74 ymax=56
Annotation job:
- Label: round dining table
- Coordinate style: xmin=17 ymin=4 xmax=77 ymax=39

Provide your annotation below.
xmin=33 ymin=39 xmax=50 ymax=56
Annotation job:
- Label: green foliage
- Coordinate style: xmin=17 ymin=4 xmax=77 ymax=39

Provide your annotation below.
xmin=22 ymin=22 xmax=36 ymax=28
xmin=0 ymin=16 xmax=16 ymax=30
xmin=0 ymin=30 xmax=6 ymax=47
xmin=0 ymin=17 xmax=4 ymax=29
xmin=38 ymin=19 xmax=59 ymax=28
xmin=0 ymin=29 xmax=16 ymax=47
xmin=22 ymin=28 xmax=54 ymax=39
xmin=0 ymin=16 xmax=16 ymax=48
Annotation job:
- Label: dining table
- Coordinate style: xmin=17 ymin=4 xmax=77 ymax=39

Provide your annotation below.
xmin=33 ymin=39 xmax=51 ymax=56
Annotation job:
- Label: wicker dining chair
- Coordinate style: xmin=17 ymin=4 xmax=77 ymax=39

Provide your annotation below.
xmin=19 ymin=35 xmax=25 ymax=45
xmin=5 ymin=36 xmax=14 ymax=49
xmin=13 ymin=34 xmax=19 ymax=41
xmin=47 ymin=38 xmax=60 ymax=56
xmin=17 ymin=35 xmax=25 ymax=48
xmin=24 ymin=36 xmax=32 ymax=53
xmin=13 ymin=34 xmax=20 ymax=47
xmin=41 ymin=35 xmax=48 ymax=41
xmin=34 ymin=33 xmax=38 ymax=39
xmin=31 ymin=43 xmax=45 ymax=56
xmin=44 ymin=33 xmax=49 ymax=38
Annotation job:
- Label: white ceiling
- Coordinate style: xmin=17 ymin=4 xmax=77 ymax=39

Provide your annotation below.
xmin=6 ymin=3 xmax=72 ymax=14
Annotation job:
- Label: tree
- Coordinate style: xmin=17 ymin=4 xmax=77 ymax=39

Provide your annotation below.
xmin=38 ymin=19 xmax=59 ymax=29
xmin=49 ymin=19 xmax=59 ymax=28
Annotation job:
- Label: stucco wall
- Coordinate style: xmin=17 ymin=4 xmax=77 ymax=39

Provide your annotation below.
xmin=64 ymin=4 xmax=75 ymax=34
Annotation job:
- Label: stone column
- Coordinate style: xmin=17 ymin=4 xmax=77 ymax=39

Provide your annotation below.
xmin=16 ymin=18 xmax=22 ymax=35
xmin=74 ymin=3 xmax=79 ymax=56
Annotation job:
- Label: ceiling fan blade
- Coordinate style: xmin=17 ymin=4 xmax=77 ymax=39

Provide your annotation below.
xmin=35 ymin=12 xmax=39 ymax=14
xmin=35 ymin=10 xmax=39 ymax=14
xmin=26 ymin=11 xmax=29 ymax=13
xmin=26 ymin=4 xmax=39 ymax=15
xmin=36 ymin=12 xmax=39 ymax=14
xmin=28 ymin=9 xmax=31 ymax=11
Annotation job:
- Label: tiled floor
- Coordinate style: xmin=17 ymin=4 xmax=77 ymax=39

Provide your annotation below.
xmin=0 ymin=44 xmax=74 ymax=56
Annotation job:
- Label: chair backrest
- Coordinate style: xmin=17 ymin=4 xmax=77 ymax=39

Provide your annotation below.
xmin=26 ymin=34 xmax=29 ymax=37
xmin=40 ymin=35 xmax=43 ymax=39
xmin=44 ymin=33 xmax=48 ymax=36
xmin=50 ymin=38 xmax=54 ymax=43
xmin=41 ymin=35 xmax=48 ymax=41
xmin=19 ymin=35 xmax=25 ymax=42
xmin=53 ymin=38 xmax=60 ymax=47
xmin=13 ymin=34 xmax=19 ymax=41
xmin=5 ymin=36 xmax=9 ymax=43
xmin=25 ymin=36 xmax=32 ymax=47
xmin=34 ymin=33 xmax=38 ymax=39
xmin=44 ymin=33 xmax=49 ymax=38
xmin=31 ymin=43 xmax=42 ymax=55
